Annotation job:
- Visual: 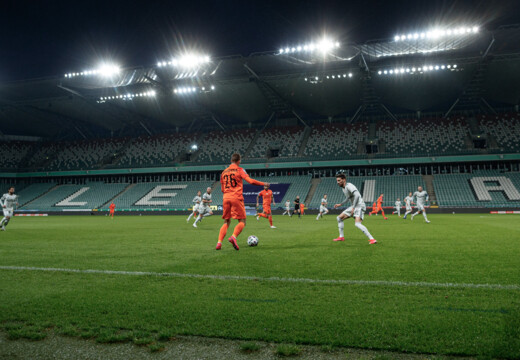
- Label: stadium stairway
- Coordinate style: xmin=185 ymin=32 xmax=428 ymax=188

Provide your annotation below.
xmin=243 ymin=129 xmax=261 ymax=159
xmin=422 ymin=175 xmax=437 ymax=205
xmin=305 ymin=178 xmax=321 ymax=204
xmin=100 ymin=138 xmax=135 ymax=169
xmin=99 ymin=183 xmax=134 ymax=208
xmin=297 ymin=126 xmax=312 ymax=156
xmin=18 ymin=183 xmax=59 ymax=207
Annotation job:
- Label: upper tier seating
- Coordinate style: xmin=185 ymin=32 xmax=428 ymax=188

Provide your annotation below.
xmin=376 ymin=117 xmax=470 ymax=156
xmin=248 ymin=127 xmax=304 ymax=159
xmin=303 ymin=123 xmax=368 ymax=160
xmin=196 ymin=129 xmax=256 ymax=164
xmin=478 ymin=113 xmax=520 ymax=153
xmin=0 ymin=141 xmax=32 ymax=170
xmin=117 ymin=133 xmax=199 ymax=168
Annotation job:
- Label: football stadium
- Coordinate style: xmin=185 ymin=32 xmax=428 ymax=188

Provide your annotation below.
xmin=1 ymin=2 xmax=520 ymax=359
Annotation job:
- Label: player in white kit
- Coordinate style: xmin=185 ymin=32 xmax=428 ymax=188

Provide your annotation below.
xmin=392 ymin=198 xmax=402 ymax=217
xmin=0 ymin=187 xmax=19 ymax=231
xmin=187 ymin=191 xmax=202 ymax=222
xmin=193 ymin=187 xmax=213 ymax=228
xmin=282 ymin=200 xmax=291 ymax=215
xmin=332 ymin=174 xmax=377 ymax=244
xmin=403 ymin=192 xmax=414 ymax=219
xmin=316 ymin=194 xmax=329 ymax=220
xmin=411 ymin=186 xmax=430 ymax=223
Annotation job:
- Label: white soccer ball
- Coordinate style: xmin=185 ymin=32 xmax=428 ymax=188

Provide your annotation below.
xmin=247 ymin=235 xmax=259 ymax=247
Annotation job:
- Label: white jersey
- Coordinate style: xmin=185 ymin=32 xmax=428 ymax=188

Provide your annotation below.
xmin=321 ymin=198 xmax=328 ymax=207
xmin=201 ymin=193 xmax=212 ymax=207
xmin=192 ymin=196 xmax=201 ymax=205
xmin=395 ymin=200 xmax=401 ymax=208
xmin=1 ymin=193 xmax=18 ymax=210
xmin=285 ymin=201 xmax=290 ymax=209
xmin=341 ymin=183 xmax=365 ymax=208
xmin=413 ymin=191 xmax=429 ymax=207
xmin=404 ymin=196 xmax=413 ymax=209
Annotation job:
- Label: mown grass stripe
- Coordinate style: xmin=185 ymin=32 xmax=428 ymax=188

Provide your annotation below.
xmin=1 ymin=265 xmax=519 ymax=290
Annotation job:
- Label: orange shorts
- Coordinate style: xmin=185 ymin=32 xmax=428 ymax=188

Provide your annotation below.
xmin=261 ymin=206 xmax=272 ymax=215
xmin=222 ymin=198 xmax=246 ymax=220
xmin=110 ymin=210 xmax=115 ymax=214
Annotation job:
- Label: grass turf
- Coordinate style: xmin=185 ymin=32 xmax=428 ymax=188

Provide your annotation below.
xmin=0 ymin=213 xmax=519 ymax=357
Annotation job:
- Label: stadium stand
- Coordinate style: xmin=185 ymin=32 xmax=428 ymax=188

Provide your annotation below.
xmin=303 ymin=123 xmax=368 ymax=160
xmin=45 ymin=138 xmax=128 ymax=171
xmin=376 ymin=117 xmax=470 ymax=156
xmin=116 ymin=133 xmax=200 ymax=168
xmin=478 ymin=113 xmax=520 ymax=153
xmin=100 ymin=181 xmax=214 ymax=210
xmin=196 ymin=129 xmax=256 ymax=164
xmin=20 ymin=182 xmax=128 ymax=211
xmin=309 ymin=176 xmax=426 ymax=209
xmin=248 ymin=127 xmax=304 ymax=159
xmin=16 ymin=183 xmax=57 ymax=206
xmin=434 ymin=171 xmax=520 ymax=207
xmin=0 ymin=141 xmax=32 ymax=170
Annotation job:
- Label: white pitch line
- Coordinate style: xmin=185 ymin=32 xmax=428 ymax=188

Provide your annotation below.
xmin=0 ymin=265 xmax=519 ymax=291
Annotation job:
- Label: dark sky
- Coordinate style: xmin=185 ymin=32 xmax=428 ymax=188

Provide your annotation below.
xmin=2 ymin=0 xmax=520 ymax=81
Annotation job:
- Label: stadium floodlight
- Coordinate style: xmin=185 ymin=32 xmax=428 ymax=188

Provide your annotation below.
xmin=394 ymin=25 xmax=480 ymax=42
xmin=173 ymin=84 xmax=215 ymax=95
xmin=377 ymin=63 xmax=460 ymax=75
xmin=278 ymin=37 xmax=340 ymax=55
xmin=64 ymin=63 xmax=121 ymax=78
xmin=97 ymin=90 xmax=155 ymax=103
xmin=157 ymin=54 xmax=211 ymax=69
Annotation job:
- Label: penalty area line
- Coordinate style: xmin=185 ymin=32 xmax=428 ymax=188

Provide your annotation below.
xmin=0 ymin=265 xmax=519 ymax=291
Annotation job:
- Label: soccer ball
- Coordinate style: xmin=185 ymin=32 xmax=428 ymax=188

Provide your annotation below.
xmin=247 ymin=235 xmax=259 ymax=247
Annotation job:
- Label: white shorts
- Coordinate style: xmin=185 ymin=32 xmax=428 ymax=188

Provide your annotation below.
xmin=285 ymin=207 xmax=290 ymax=211
xmin=3 ymin=208 xmax=13 ymax=217
xmin=416 ymin=204 xmax=425 ymax=211
xmin=342 ymin=204 xmax=366 ymax=220
xmin=198 ymin=206 xmax=211 ymax=215
xmin=193 ymin=204 xmax=200 ymax=212
xmin=319 ymin=205 xmax=328 ymax=213
xmin=406 ymin=206 xmax=412 ymax=212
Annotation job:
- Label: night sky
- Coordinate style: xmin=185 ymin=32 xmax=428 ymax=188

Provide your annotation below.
xmin=2 ymin=0 xmax=520 ymax=81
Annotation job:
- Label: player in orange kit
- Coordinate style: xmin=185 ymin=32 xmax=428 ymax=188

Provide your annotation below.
xmin=256 ymin=184 xmax=276 ymax=229
xmin=369 ymin=194 xmax=388 ymax=219
xmin=216 ymin=153 xmax=268 ymax=251
xmin=300 ymin=202 xmax=305 ymax=215
xmin=109 ymin=202 xmax=116 ymax=219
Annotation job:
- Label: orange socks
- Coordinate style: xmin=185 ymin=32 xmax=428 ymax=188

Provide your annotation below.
xmin=268 ymin=216 xmax=273 ymax=226
xmin=232 ymin=222 xmax=245 ymax=238
xmin=218 ymin=223 xmax=229 ymax=242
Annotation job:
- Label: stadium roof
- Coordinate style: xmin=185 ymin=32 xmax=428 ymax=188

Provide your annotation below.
xmin=1 ymin=25 xmax=520 ymax=139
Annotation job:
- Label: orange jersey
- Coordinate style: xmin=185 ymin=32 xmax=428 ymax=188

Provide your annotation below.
xmin=259 ymin=189 xmax=273 ymax=208
xmin=220 ymin=163 xmax=265 ymax=201
xmin=109 ymin=203 xmax=115 ymax=211
xmin=376 ymin=195 xmax=383 ymax=205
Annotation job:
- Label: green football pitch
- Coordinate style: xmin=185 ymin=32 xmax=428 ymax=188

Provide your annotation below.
xmin=0 ymin=214 xmax=519 ymax=358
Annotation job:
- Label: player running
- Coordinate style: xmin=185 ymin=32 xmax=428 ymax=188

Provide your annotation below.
xmin=0 ymin=187 xmax=19 ymax=231
xmin=292 ymin=196 xmax=301 ymax=218
xmin=256 ymin=184 xmax=276 ymax=228
xmin=187 ymin=191 xmax=202 ymax=222
xmin=316 ymin=194 xmax=329 ymax=220
xmin=333 ymin=174 xmax=377 ymax=244
xmin=282 ymin=200 xmax=291 ymax=215
xmin=411 ymin=186 xmax=430 ymax=223
xmin=193 ymin=187 xmax=213 ymax=228
xmin=403 ymin=192 xmax=414 ymax=219
xmin=392 ymin=198 xmax=402 ymax=217
xmin=216 ymin=153 xmax=267 ymax=250
xmin=369 ymin=193 xmax=388 ymax=220
xmin=109 ymin=202 xmax=116 ymax=219
xmin=369 ymin=201 xmax=377 ymax=216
